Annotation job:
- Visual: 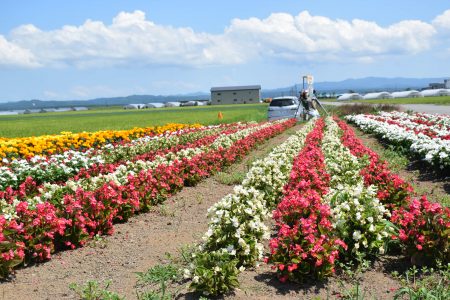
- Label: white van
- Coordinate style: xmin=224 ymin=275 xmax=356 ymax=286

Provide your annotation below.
xmin=267 ymin=96 xmax=300 ymax=121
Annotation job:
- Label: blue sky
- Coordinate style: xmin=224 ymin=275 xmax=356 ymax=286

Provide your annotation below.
xmin=0 ymin=0 xmax=449 ymax=102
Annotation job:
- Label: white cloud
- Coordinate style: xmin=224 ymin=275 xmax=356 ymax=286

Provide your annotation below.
xmin=0 ymin=9 xmax=447 ymax=69
xmin=225 ymin=11 xmax=435 ymax=60
xmin=0 ymin=34 xmax=40 ymax=68
xmin=10 ymin=11 xmax=243 ymax=68
xmin=433 ymin=9 xmax=450 ymax=29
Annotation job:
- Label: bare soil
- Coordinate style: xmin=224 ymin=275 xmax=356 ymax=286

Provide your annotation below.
xmin=1 ymin=123 xmax=446 ymax=300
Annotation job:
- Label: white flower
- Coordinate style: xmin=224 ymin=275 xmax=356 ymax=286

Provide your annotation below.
xmin=183 ymin=269 xmax=191 ymax=279
xmin=367 ymin=216 xmax=374 ymax=223
xmin=353 ymin=230 xmax=362 ymax=241
xmin=193 ymin=276 xmax=200 ymax=283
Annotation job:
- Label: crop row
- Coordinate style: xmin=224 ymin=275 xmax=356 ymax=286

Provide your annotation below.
xmin=0 ymin=118 xmax=295 ymax=277
xmin=346 ymin=111 xmax=450 ymax=167
xmin=0 ymin=123 xmax=201 ymax=160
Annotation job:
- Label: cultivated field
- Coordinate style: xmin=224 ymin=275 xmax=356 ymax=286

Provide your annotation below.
xmin=0 ymin=103 xmax=268 ymax=137
xmin=0 ymin=110 xmax=448 ymax=300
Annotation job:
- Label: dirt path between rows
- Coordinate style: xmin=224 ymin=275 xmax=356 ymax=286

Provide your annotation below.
xmin=0 ymin=124 xmax=303 ymax=300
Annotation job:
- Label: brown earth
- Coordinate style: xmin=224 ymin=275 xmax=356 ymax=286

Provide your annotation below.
xmin=1 ymin=123 xmax=447 ymax=300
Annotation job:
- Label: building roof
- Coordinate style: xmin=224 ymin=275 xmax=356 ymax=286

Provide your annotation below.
xmin=211 ymin=85 xmax=261 ymax=92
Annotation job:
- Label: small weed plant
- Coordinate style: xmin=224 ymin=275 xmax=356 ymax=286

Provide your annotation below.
xmin=69 ymin=280 xmax=124 ymax=300
xmin=393 ymin=263 xmax=450 ymax=300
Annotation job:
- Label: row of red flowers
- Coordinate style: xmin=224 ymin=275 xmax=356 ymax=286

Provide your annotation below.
xmin=334 ymin=117 xmax=450 ymax=264
xmin=0 ymin=119 xmax=296 ymax=277
xmin=266 ymin=118 xmax=347 ymax=282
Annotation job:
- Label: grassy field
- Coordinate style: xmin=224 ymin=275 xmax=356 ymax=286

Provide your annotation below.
xmin=0 ymin=104 xmax=269 ymax=138
xmin=320 ymin=96 xmax=450 ymax=105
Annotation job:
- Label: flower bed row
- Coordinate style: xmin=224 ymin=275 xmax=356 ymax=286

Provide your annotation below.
xmin=334 ymin=117 xmax=450 ymax=264
xmin=0 ymin=123 xmax=201 ymax=160
xmin=0 ymin=118 xmax=296 ymax=278
xmin=346 ymin=111 xmax=450 ymax=168
xmin=0 ymin=123 xmax=247 ymax=191
xmin=185 ymin=119 xmax=317 ymax=295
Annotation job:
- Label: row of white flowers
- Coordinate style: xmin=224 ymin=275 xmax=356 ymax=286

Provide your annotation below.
xmin=322 ymin=117 xmax=392 ymax=261
xmin=346 ymin=113 xmax=450 ymax=168
xmin=0 ymin=120 xmax=286 ymax=220
xmin=186 ymin=119 xmax=317 ymax=293
xmin=366 ymin=111 xmax=450 ymax=138
xmin=0 ymin=124 xmax=247 ymax=191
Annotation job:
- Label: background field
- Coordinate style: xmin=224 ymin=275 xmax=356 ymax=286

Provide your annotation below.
xmin=0 ymin=104 xmax=268 ymax=137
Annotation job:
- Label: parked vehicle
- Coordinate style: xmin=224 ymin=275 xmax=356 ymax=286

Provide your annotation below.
xmin=267 ymin=96 xmax=300 ymax=121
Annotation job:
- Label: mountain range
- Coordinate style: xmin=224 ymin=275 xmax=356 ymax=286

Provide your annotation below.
xmin=0 ymin=76 xmax=447 ymax=111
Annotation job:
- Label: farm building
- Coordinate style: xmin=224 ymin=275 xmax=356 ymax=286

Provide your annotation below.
xmin=337 ymin=93 xmax=363 ymax=101
xmin=210 ymin=85 xmax=261 ymax=105
xmin=391 ymin=90 xmax=422 ymax=98
xmin=165 ymin=102 xmax=181 ymax=107
xmin=420 ymin=89 xmax=450 ymax=97
xmin=363 ymin=92 xmax=392 ymax=100
xmin=123 ymin=104 xmax=146 ymax=109
xmin=146 ymin=103 xmax=165 ymax=108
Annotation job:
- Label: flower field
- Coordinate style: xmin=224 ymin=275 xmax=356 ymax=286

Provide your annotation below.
xmin=346 ymin=111 xmax=450 ymax=168
xmin=1 ymin=115 xmax=448 ymax=298
xmin=183 ymin=116 xmax=449 ymax=296
xmin=0 ymin=118 xmax=296 ymax=277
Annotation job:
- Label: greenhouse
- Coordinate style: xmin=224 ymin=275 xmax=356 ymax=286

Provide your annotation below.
xmin=146 ymin=103 xmax=165 ymax=108
xmin=362 ymin=92 xmax=392 ymax=100
xmin=337 ymin=93 xmax=363 ymax=101
xmin=420 ymin=89 xmax=450 ymax=97
xmin=391 ymin=90 xmax=422 ymax=98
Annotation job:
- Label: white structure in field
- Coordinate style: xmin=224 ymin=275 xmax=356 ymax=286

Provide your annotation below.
xmin=165 ymin=102 xmax=181 ymax=107
xmin=391 ymin=90 xmax=422 ymax=98
xmin=180 ymin=101 xmax=197 ymax=107
xmin=420 ymin=89 xmax=450 ymax=97
xmin=363 ymin=92 xmax=392 ymax=100
xmin=123 ymin=103 xmax=146 ymax=109
xmin=146 ymin=103 xmax=165 ymax=108
xmin=337 ymin=93 xmax=363 ymax=101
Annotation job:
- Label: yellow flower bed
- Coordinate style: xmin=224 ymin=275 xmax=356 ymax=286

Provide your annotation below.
xmin=0 ymin=123 xmax=202 ymax=160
